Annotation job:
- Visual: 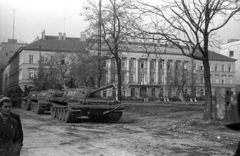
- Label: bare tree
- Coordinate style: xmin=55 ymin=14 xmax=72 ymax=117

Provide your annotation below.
xmin=168 ymin=60 xmax=197 ymax=101
xmin=83 ymin=0 xmax=141 ymax=101
xmin=134 ymin=0 xmax=240 ymax=120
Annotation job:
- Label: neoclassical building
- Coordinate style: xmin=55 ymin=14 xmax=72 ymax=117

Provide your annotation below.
xmin=101 ymin=43 xmax=236 ymax=99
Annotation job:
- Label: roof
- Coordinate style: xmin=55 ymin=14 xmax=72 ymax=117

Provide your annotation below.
xmin=24 ymin=35 xmax=87 ymax=53
xmin=195 ymin=51 xmax=236 ymax=62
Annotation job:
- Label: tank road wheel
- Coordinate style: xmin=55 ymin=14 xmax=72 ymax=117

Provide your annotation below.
xmin=51 ymin=106 xmax=57 ymax=118
xmin=56 ymin=107 xmax=60 ymax=119
xmin=58 ymin=108 xmax=63 ymax=120
xmin=62 ymin=108 xmax=66 ymax=121
xmin=64 ymin=109 xmax=77 ymax=123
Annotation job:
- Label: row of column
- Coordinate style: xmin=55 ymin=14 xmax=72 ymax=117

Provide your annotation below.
xmin=107 ymin=58 xmax=189 ymax=84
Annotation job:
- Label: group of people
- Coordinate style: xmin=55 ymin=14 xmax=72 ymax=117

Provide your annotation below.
xmin=0 ymin=96 xmax=23 ymax=156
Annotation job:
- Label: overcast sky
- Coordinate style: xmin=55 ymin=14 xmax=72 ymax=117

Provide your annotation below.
xmin=0 ymin=0 xmax=240 ymax=48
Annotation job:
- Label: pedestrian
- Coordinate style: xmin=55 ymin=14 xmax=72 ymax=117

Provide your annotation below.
xmin=226 ymin=92 xmax=240 ymax=156
xmin=10 ymin=112 xmax=23 ymax=156
xmin=0 ymin=97 xmax=22 ymax=156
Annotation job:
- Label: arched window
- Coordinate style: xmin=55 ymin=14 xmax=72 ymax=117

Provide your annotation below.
xmin=159 ymin=88 xmax=163 ymax=97
xmin=131 ymin=88 xmax=135 ymax=97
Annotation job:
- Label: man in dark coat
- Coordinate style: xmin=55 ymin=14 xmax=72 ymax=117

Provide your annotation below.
xmin=10 ymin=112 xmax=23 ymax=156
xmin=226 ymin=92 xmax=240 ymax=156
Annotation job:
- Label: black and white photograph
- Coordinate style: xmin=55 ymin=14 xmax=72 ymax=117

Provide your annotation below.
xmin=0 ymin=0 xmax=240 ymax=155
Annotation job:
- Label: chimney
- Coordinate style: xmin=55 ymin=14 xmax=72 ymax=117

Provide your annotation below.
xmin=63 ymin=33 xmax=66 ymax=40
xmin=42 ymin=30 xmax=45 ymax=40
xmin=80 ymin=33 xmax=86 ymax=42
xmin=58 ymin=32 xmax=62 ymax=40
xmin=37 ymin=36 xmax=39 ymax=40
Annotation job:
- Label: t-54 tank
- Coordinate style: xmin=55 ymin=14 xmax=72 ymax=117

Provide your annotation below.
xmin=21 ymin=91 xmax=38 ymax=111
xmin=31 ymin=89 xmax=63 ymax=114
xmin=50 ymin=84 xmax=124 ymax=123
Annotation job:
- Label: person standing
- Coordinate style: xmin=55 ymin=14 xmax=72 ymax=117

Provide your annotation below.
xmin=0 ymin=97 xmax=21 ymax=156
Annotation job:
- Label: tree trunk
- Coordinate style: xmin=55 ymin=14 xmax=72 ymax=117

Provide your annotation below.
xmin=203 ymin=59 xmax=213 ymax=121
xmin=116 ymin=59 xmax=122 ymax=102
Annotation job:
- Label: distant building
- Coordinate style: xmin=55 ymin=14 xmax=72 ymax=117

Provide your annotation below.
xmin=2 ymin=31 xmax=87 ymax=94
xmin=2 ymin=32 xmax=237 ymax=100
xmin=101 ymin=43 xmax=236 ymax=99
xmin=220 ymin=39 xmax=240 ymax=84
xmin=0 ymin=39 xmax=27 ymax=94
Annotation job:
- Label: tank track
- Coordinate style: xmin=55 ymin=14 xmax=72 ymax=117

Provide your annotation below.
xmin=50 ymin=105 xmax=79 ymax=123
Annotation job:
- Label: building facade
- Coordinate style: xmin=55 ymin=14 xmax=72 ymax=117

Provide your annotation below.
xmin=0 ymin=39 xmax=27 ymax=94
xmin=220 ymin=39 xmax=240 ymax=84
xmin=102 ymin=45 xmax=236 ymax=99
xmin=2 ymin=31 xmax=87 ymax=94
xmin=2 ymin=31 xmax=236 ymax=100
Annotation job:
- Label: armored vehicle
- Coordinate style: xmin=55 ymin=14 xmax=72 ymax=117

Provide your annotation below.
xmin=31 ymin=89 xmax=63 ymax=114
xmin=50 ymin=84 xmax=124 ymax=123
xmin=21 ymin=91 xmax=38 ymax=111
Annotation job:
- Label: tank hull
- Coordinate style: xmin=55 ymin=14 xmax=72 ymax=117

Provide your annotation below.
xmin=50 ymin=100 xmax=124 ymax=123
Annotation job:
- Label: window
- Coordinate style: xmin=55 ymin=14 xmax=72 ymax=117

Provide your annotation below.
xmin=28 ymin=69 xmax=35 ymax=79
xmin=215 ymin=64 xmax=218 ymax=71
xmin=29 ymin=55 xmax=33 ymax=63
xmin=222 ymin=65 xmax=225 ymax=71
xmin=140 ymin=73 xmax=145 ymax=82
xmin=184 ymin=88 xmax=188 ymax=95
xmin=151 ymin=72 xmax=155 ymax=83
xmin=228 ymin=65 xmax=232 ymax=72
xmin=222 ymin=75 xmax=226 ymax=84
xmin=229 ymin=51 xmax=234 ymax=57
xmin=159 ymin=88 xmax=164 ymax=97
xmin=215 ymin=75 xmax=219 ymax=83
xmin=229 ymin=75 xmax=233 ymax=84
xmin=140 ymin=60 xmax=146 ymax=68
xmin=200 ymin=65 xmax=203 ymax=71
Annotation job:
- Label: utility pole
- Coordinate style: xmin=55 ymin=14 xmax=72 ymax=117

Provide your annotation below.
xmin=13 ymin=9 xmax=15 ymax=39
xmin=97 ymin=0 xmax=102 ymax=88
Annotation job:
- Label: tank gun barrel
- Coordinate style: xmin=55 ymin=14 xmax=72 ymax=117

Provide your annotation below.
xmin=89 ymin=84 xmax=115 ymax=95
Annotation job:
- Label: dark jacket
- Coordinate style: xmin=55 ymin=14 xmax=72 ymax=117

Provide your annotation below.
xmin=10 ymin=113 xmax=23 ymax=144
xmin=0 ymin=116 xmax=21 ymax=156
